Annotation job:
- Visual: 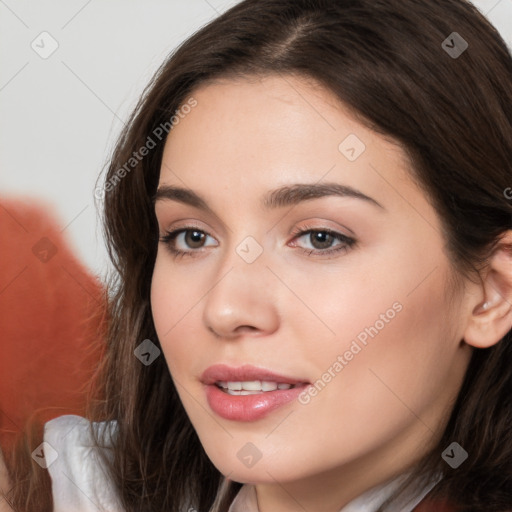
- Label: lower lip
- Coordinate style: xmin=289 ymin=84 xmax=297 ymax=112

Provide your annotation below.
xmin=205 ymin=384 xmax=308 ymax=421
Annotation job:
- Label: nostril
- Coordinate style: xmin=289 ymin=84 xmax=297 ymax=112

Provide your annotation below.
xmin=235 ymin=325 xmax=258 ymax=334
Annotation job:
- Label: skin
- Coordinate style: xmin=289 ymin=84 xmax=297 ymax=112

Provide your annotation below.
xmin=150 ymin=74 xmax=509 ymax=512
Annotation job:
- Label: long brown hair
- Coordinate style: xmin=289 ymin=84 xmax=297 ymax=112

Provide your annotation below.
xmin=3 ymin=0 xmax=512 ymax=510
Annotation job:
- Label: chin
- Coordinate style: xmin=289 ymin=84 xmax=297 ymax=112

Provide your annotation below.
xmin=204 ymin=447 xmax=304 ymax=484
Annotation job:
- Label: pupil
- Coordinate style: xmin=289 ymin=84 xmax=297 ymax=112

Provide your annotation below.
xmin=186 ymin=230 xmax=204 ymax=248
xmin=311 ymin=231 xmax=332 ymax=249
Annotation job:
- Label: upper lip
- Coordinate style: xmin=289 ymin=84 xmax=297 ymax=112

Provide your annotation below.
xmin=201 ymin=364 xmax=309 ymax=385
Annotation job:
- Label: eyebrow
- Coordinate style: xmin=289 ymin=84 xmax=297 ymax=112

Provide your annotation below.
xmin=153 ymin=182 xmax=384 ymax=213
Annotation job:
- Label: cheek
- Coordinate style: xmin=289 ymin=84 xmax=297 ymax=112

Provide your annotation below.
xmin=150 ymin=257 xmax=200 ymax=371
xmin=277 ymin=255 xmax=460 ymax=431
xmin=151 ymin=252 xmax=209 ymax=329
xmin=260 ymin=253 xmax=407 ymax=369
xmin=316 ymin=265 xmax=460 ymax=434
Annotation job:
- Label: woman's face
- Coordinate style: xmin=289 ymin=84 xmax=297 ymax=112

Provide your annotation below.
xmin=151 ymin=75 xmax=473 ymax=503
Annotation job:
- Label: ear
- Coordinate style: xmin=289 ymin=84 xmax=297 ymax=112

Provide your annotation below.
xmin=463 ymin=230 xmax=512 ymax=349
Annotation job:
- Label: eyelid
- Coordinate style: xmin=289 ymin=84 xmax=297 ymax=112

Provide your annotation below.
xmin=155 ymin=206 xmax=229 ymax=238
xmin=289 ymin=222 xmax=353 ymax=239
xmin=288 ymin=224 xmax=356 ymax=255
xmin=159 ymin=219 xmax=212 ymax=235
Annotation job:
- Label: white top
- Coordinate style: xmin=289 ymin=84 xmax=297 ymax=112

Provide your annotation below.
xmin=43 ymin=415 xmax=123 ymax=512
xmin=44 ymin=415 xmax=440 ymax=512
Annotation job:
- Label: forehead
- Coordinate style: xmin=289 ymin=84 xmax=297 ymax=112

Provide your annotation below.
xmin=167 ymin=74 xmax=374 ymax=152
xmin=163 ymin=75 xmax=407 ymax=160
xmin=159 ymin=74 xmax=422 ymax=217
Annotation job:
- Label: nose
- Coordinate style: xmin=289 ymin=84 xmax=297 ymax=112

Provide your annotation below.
xmin=202 ymin=249 xmax=280 ymax=340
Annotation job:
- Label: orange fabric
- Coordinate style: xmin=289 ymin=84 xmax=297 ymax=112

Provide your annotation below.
xmin=0 ymin=197 xmax=106 ymax=453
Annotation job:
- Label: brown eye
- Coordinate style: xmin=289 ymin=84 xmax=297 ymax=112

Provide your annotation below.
xmin=289 ymin=227 xmax=356 ymax=257
xmin=185 ymin=230 xmax=206 ymax=248
xmin=309 ymin=231 xmax=335 ymax=250
xmin=159 ymin=227 xmax=218 ymax=258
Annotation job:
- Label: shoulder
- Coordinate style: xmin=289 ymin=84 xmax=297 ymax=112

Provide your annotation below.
xmin=44 ymin=414 xmax=117 ymax=444
xmin=43 ymin=414 xmax=118 ymax=464
xmin=43 ymin=414 xmax=123 ymax=512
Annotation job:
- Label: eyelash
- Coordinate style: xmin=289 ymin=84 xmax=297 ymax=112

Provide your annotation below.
xmin=159 ymin=224 xmax=356 ymax=260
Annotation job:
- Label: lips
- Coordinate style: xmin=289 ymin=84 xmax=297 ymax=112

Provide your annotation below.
xmin=201 ymin=364 xmax=307 ymax=386
xmin=201 ymin=364 xmax=310 ymax=421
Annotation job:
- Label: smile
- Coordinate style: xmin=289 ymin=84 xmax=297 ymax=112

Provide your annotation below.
xmin=215 ymin=380 xmax=297 ymax=395
xmin=201 ymin=365 xmax=311 ymax=421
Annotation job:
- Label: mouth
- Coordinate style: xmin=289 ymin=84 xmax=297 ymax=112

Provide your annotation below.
xmin=201 ymin=363 xmax=309 ymax=388
xmin=201 ymin=364 xmax=311 ymax=421
xmin=214 ymin=380 xmax=303 ymax=395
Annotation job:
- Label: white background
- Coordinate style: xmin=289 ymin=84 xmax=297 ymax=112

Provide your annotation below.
xmin=1 ymin=0 xmax=511 ymax=276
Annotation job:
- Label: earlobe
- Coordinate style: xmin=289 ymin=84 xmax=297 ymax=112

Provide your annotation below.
xmin=463 ymin=231 xmax=512 ymax=349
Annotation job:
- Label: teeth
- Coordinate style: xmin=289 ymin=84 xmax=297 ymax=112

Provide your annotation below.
xmin=241 ymin=380 xmax=262 ymax=391
xmin=261 ymin=381 xmax=278 ymax=391
xmin=216 ymin=380 xmax=295 ymax=393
